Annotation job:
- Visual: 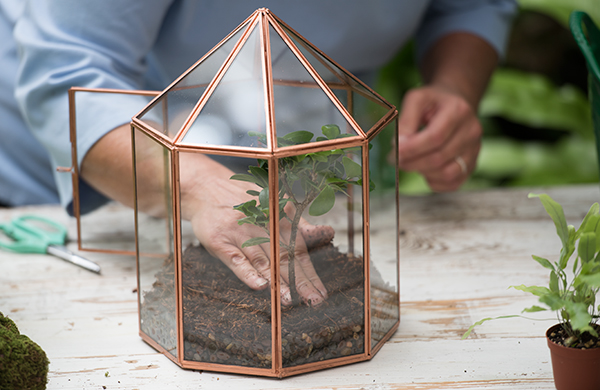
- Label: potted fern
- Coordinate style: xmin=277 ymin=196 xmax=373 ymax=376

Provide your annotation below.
xmin=463 ymin=193 xmax=600 ymax=390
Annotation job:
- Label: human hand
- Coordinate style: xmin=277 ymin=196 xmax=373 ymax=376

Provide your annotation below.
xmin=389 ymin=85 xmax=482 ymax=192
xmin=181 ymin=154 xmax=331 ymax=306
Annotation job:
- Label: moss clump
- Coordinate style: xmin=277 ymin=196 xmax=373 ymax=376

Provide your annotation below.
xmin=0 ymin=312 xmax=49 ymax=390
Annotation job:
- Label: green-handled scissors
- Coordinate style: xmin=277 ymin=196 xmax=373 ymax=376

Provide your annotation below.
xmin=0 ymin=215 xmax=101 ymax=274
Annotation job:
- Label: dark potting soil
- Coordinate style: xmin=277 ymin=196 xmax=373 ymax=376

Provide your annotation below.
xmin=548 ymin=323 xmax=600 ymax=349
xmin=141 ymin=241 xmax=371 ymax=368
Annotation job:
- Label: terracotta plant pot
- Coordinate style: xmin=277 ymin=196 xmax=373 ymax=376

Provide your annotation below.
xmin=546 ymin=324 xmax=600 ymax=390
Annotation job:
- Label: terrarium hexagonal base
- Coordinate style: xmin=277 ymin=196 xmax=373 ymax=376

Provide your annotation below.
xmin=139 ymin=241 xmax=398 ymax=378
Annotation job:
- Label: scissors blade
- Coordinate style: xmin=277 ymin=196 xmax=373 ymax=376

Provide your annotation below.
xmin=46 ymin=245 xmax=101 ymax=274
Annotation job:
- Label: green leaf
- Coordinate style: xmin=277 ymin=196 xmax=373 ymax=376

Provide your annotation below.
xmin=576 ymin=203 xmax=600 ymax=236
xmin=480 ymin=69 xmax=593 ymax=138
xmin=233 ymin=200 xmax=257 ymax=216
xmin=230 ymin=173 xmax=260 ymax=185
xmin=356 ymin=178 xmax=376 ymax=191
xmin=248 ymin=166 xmax=269 ymax=188
xmin=461 ymin=315 xmax=520 ymax=339
xmin=246 ymin=190 xmax=260 ymax=196
xmin=257 ymin=158 xmax=268 ymax=169
xmin=528 ymin=193 xmax=570 ymax=248
xmin=283 ymin=130 xmax=314 ymax=145
xmin=519 ymin=0 xmax=600 ymax=29
xmin=309 ymin=185 xmax=336 ymax=216
xmin=259 ymin=187 xmax=269 ymax=208
xmin=564 ymin=301 xmax=594 ymax=334
xmin=312 ymin=151 xmax=330 ymax=162
xmin=321 ymin=124 xmax=341 ymax=140
xmin=522 ymin=305 xmax=548 ymax=313
xmin=241 ymin=237 xmax=271 ymax=248
xmin=550 ymin=271 xmax=559 ymax=293
xmin=578 ymin=232 xmax=597 ymax=264
xmin=237 ymin=216 xmax=257 ymax=226
xmin=531 ymin=255 xmax=555 ymax=271
xmin=539 ymin=291 xmax=564 ymax=311
xmin=510 ymin=284 xmax=551 ymax=297
xmin=577 ymin=273 xmax=600 ymax=288
xmin=342 ymin=156 xmax=362 ymax=179
xmin=559 ymin=225 xmax=576 ymax=270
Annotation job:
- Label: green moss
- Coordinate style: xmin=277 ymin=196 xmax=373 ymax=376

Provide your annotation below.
xmin=0 ymin=312 xmax=49 ymax=390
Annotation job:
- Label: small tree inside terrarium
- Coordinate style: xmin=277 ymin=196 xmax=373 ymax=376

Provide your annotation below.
xmin=232 ymin=125 xmax=367 ymax=306
xmin=131 ymin=8 xmax=400 ymax=377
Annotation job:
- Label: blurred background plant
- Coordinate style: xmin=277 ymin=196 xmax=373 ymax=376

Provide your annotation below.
xmin=376 ymin=0 xmax=600 ymax=194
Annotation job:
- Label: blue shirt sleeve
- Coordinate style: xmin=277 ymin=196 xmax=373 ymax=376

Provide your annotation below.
xmin=13 ymin=0 xmax=173 ymax=212
xmin=415 ymin=0 xmax=518 ymax=61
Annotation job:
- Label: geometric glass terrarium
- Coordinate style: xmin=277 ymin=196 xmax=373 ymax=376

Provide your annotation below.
xmin=132 ymin=8 xmax=399 ymax=377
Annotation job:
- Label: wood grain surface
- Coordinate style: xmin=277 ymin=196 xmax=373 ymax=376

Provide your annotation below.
xmin=2 ymin=184 xmax=599 ymax=389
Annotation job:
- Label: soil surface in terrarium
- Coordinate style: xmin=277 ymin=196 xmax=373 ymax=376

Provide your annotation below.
xmin=140 ymin=235 xmax=396 ymax=369
xmin=548 ymin=324 xmax=600 ymax=349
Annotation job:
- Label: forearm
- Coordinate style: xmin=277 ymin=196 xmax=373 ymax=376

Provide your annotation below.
xmin=80 ymin=124 xmax=168 ymax=217
xmin=80 ymin=124 xmax=241 ymax=220
xmin=419 ymin=32 xmax=498 ymax=109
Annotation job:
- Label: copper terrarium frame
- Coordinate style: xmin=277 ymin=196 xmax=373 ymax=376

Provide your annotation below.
xmin=68 ymin=8 xmax=400 ymax=378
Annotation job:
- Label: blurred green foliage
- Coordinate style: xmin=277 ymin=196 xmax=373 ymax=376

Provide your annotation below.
xmin=376 ymin=0 xmax=599 ymax=194
xmin=518 ymin=0 xmax=599 ymax=27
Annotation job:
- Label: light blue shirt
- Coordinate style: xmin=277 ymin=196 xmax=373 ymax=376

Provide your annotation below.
xmin=0 ymin=0 xmax=517 ymax=212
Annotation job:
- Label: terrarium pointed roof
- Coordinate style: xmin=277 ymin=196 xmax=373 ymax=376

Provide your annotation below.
xmin=134 ymin=8 xmax=395 ymax=152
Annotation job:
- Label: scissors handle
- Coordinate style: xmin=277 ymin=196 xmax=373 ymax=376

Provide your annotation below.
xmin=0 ymin=222 xmax=47 ymax=253
xmin=0 ymin=215 xmax=67 ymax=253
xmin=13 ymin=215 xmax=67 ymax=245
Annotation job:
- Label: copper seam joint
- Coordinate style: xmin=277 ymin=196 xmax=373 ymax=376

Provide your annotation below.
xmin=56 ymin=166 xmax=74 ymax=173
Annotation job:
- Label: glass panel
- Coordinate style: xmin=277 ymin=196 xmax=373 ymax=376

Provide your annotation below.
xmin=368 ymin=122 xmax=399 ymax=349
xmin=138 ymin=25 xmax=247 ymax=139
xmin=179 ymin=153 xmax=272 ymax=368
xmin=269 ymin=25 xmax=359 ymax=147
xmin=279 ymin=24 xmax=393 ymax=134
xmin=134 ymin=128 xmax=177 ymax=358
xmin=275 ymin=146 xmax=365 ymax=368
xmin=72 ymin=89 xmax=158 ymax=253
xmin=180 ymin=26 xmax=267 ymax=148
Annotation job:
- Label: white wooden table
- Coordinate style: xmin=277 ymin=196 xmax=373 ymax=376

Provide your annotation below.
xmin=2 ymin=184 xmax=598 ymax=389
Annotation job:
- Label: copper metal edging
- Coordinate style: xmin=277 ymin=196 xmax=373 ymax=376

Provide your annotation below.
xmin=131 ymin=124 xmax=143 ymax=344
xmin=178 ymin=348 xmax=369 ymax=378
xmin=261 ymin=11 xmax=281 ymax=376
xmin=261 ymin=10 xmax=277 ymax=160
xmin=172 ymin=134 xmax=366 ymax=159
xmin=361 ymin=139 xmax=372 ymax=355
xmin=174 ymin=15 xmax=261 ymax=145
xmin=132 ymin=12 xmax=258 ymax=125
xmin=68 ymin=87 xmax=160 ymax=255
xmin=139 ymin=332 xmax=179 ymax=365
xmin=268 ymin=157 xmax=281 ymax=376
xmin=172 ymin=149 xmax=185 ymax=370
xmin=266 ymin=14 xmax=367 ymax=144
xmin=268 ymin=12 xmax=394 ymax=111
xmin=277 ymin=353 xmax=369 ymax=378
xmin=131 ymin=116 xmax=174 ymax=148
xmin=67 ymin=87 xmax=82 ymax=249
xmin=366 ymin=108 xmax=399 ymax=138
xmin=395 ymin=117 xmax=402 ymax=345
xmin=181 ymin=360 xmax=273 ymax=377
